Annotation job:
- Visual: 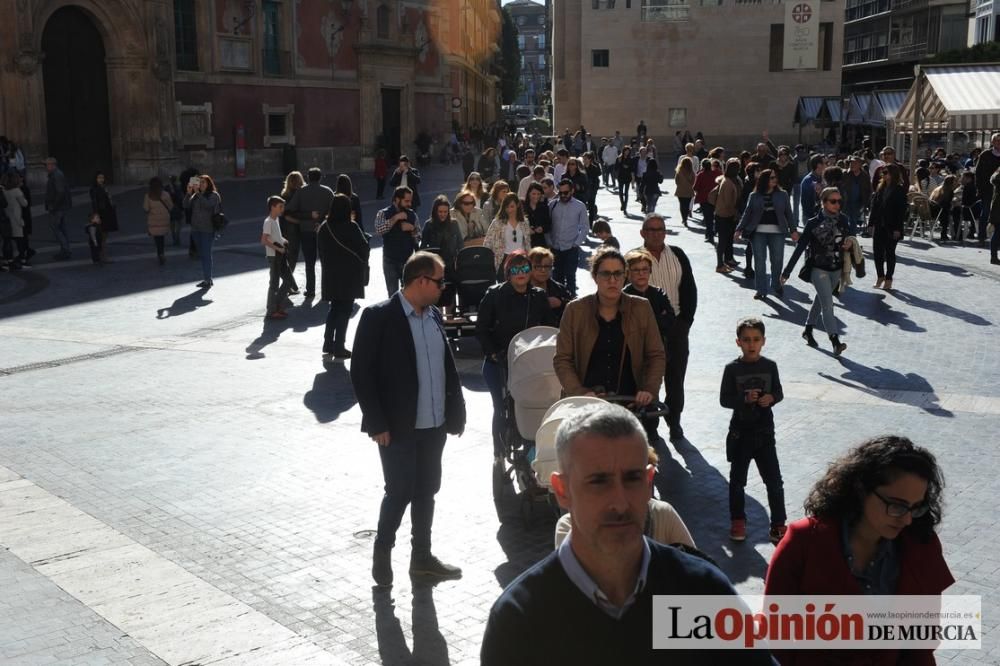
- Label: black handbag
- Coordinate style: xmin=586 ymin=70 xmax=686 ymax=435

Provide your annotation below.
xmin=798 ymin=256 xmax=813 ymax=283
xmin=211 ymin=211 xmax=228 ymax=232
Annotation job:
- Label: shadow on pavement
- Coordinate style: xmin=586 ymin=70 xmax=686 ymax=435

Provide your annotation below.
xmin=653 ymin=437 xmax=770 ymax=586
xmin=155 ymin=289 xmax=213 ymax=319
xmin=373 ymin=582 xmax=450 ymax=666
xmin=892 ymin=252 xmax=973 ymax=277
xmin=303 ymin=359 xmax=358 ymax=424
xmin=493 ymin=517 xmax=556 ymax=590
xmin=850 ymin=291 xmax=926 ymax=333
xmin=889 ymin=289 xmax=992 ymax=326
xmin=819 ymin=357 xmax=954 ymax=417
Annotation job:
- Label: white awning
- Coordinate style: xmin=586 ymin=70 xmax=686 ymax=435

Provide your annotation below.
xmin=896 ymin=65 xmax=1000 ymax=133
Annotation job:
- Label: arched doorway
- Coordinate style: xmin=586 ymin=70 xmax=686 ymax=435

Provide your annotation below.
xmin=42 ymin=6 xmax=113 ymax=185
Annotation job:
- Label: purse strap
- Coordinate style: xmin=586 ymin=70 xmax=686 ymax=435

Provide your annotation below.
xmin=325 ymin=222 xmax=365 ymax=266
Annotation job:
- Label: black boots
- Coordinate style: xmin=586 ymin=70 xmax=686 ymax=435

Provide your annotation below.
xmin=802 ymin=325 xmax=818 ymax=348
xmin=830 ymin=335 xmax=847 ymax=356
xmin=373 ymin=544 xmax=393 ymax=587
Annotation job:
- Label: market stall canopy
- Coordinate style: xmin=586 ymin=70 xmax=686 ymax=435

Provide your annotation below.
xmin=895 ymin=64 xmax=1000 ymax=133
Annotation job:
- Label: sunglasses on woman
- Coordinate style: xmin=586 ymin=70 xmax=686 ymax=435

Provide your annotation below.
xmin=508 ymin=264 xmax=531 ymax=275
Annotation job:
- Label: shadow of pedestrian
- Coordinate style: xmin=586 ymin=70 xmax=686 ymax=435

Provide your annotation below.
xmin=846 ymin=291 xmax=925 ymax=333
xmin=892 ymin=252 xmax=973 ymax=276
xmin=303 ymin=359 xmax=358 ymax=423
xmin=652 ymin=437 xmax=770 ymax=586
xmin=889 ymin=289 xmax=992 ymax=326
xmin=155 ymin=290 xmax=213 ymax=319
xmin=373 ymin=582 xmax=451 ymax=666
xmin=244 ymin=318 xmax=290 ymax=359
xmin=493 ymin=517 xmax=556 ymax=589
xmin=288 ymin=296 xmax=341 ymax=334
xmin=818 ymin=357 xmax=954 ymax=417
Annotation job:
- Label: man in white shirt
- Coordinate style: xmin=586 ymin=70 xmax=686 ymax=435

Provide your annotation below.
xmin=261 ymin=195 xmax=292 ymax=320
xmin=601 ymin=139 xmax=619 ymax=189
xmin=553 ymin=149 xmax=569 ymax=184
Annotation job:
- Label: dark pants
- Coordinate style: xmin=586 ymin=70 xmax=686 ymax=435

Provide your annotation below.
xmin=482 ymin=358 xmax=505 ymax=457
xmin=587 ymin=194 xmax=598 ymax=225
xmin=702 ymin=203 xmax=716 ymax=242
xmin=192 ymin=231 xmax=214 ymax=281
xmin=153 ymin=235 xmax=165 ymax=257
xmin=282 ymin=222 xmax=301 ymax=291
xmin=645 ymin=193 xmax=660 ymax=214
xmin=618 ymin=180 xmax=632 ymax=210
xmin=872 ymin=230 xmax=899 ymax=279
xmin=664 ymin=321 xmax=690 ymax=430
xmin=383 ymin=257 xmax=407 ymax=297
xmin=299 ymin=231 xmax=318 ymax=293
xmin=376 ymin=177 xmax=386 ymax=199
xmin=715 ymin=216 xmax=736 ymax=267
xmin=553 ymin=246 xmax=580 ymax=297
xmin=979 ymin=196 xmax=992 ymax=245
xmin=324 ymin=298 xmax=354 ymax=352
xmin=678 ymin=197 xmax=692 ymax=225
xmin=267 ymin=255 xmax=293 ymax=314
xmin=49 ymin=213 xmax=71 ymax=255
xmin=375 ymin=425 xmax=447 ymax=554
xmin=728 ymin=435 xmax=786 ymax=526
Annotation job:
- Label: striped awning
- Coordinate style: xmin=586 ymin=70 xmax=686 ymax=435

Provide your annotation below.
xmin=846 ymin=93 xmax=873 ymax=126
xmin=895 ymin=65 xmax=1000 ymax=133
xmin=822 ymin=98 xmax=844 ymax=123
xmin=795 ymin=97 xmax=825 ymax=125
xmin=873 ymin=90 xmax=907 ymax=123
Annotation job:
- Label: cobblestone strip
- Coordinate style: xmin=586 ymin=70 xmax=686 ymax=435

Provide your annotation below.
xmin=0 ymin=467 xmax=345 ymax=666
xmin=0 ymin=346 xmax=147 ymax=377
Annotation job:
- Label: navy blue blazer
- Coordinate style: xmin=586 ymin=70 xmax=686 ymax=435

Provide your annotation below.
xmin=737 ymin=189 xmax=795 ymax=235
xmin=350 ymin=293 xmax=466 ymax=438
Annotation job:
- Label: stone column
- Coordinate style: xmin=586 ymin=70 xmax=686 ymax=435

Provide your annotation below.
xmin=359 ymin=69 xmax=378 ymax=171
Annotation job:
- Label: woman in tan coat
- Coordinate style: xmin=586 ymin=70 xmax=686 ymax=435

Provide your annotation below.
xmin=143 ymin=177 xmax=174 ymax=265
xmin=674 ymin=156 xmax=696 ymax=227
xmin=554 ymin=247 xmax=666 ymax=440
xmin=713 ymin=158 xmax=743 ymax=274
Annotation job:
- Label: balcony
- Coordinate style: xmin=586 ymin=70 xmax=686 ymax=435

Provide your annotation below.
xmin=642 ymin=4 xmax=690 ymax=21
xmin=843 ymin=44 xmax=889 ymax=64
xmin=262 ymin=49 xmax=293 ymax=77
xmin=845 ymin=0 xmax=890 ymax=22
xmin=888 ymin=40 xmax=929 ymax=59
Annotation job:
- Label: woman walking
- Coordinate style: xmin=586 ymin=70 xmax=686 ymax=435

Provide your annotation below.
xmin=280 ymin=171 xmax=305 ymax=294
xmin=143 ymin=177 xmax=174 ymax=265
xmin=183 ymin=174 xmax=222 ymax=288
xmin=564 ymin=157 xmax=589 ymax=203
xmin=461 ymin=172 xmax=487 ymax=206
xmin=2 ymin=172 xmax=29 ymax=268
xmin=674 ymin=156 xmax=695 ymax=226
xmin=90 ymin=171 xmax=118 ymax=262
xmin=478 ymin=147 xmax=499 ymax=185
xmin=781 ymin=187 xmax=852 ymax=355
xmin=318 ymin=194 xmax=370 ymax=358
xmin=483 ymin=192 xmax=532 ymax=272
xmin=335 ymin=174 xmax=364 ymax=231
xmin=641 ymin=158 xmax=664 ymax=214
xmin=421 ymin=195 xmax=463 ymax=316
xmin=736 ymin=168 xmax=797 ymax=296
xmin=616 ymin=146 xmax=635 ymax=213
xmin=482 ymin=180 xmax=510 ymax=226
xmin=712 ymin=159 xmax=743 ymax=274
xmin=868 ymin=163 xmax=907 ymax=290
xmin=523 ymin=182 xmax=551 ymax=247
xmin=453 ymin=190 xmax=488 ymax=244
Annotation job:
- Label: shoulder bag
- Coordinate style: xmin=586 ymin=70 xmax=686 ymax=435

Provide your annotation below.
xmin=798 ymin=256 xmax=813 ymax=283
xmin=325 ymin=222 xmax=370 ymax=286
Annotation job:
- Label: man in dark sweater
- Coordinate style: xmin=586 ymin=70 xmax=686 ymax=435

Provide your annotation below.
xmin=974 ymin=133 xmax=1000 ymax=248
xmin=375 ymin=186 xmax=419 ymax=296
xmin=720 ymin=317 xmax=786 ymax=545
xmin=481 ymin=404 xmax=774 ymax=666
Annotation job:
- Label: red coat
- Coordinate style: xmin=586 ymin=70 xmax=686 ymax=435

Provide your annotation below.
xmin=373 ymin=158 xmax=388 ymax=179
xmin=765 ymin=516 xmax=954 ymax=666
xmin=694 ymin=168 xmax=721 ymax=204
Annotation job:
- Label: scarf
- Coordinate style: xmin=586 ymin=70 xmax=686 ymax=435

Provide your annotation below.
xmin=660 ymin=246 xmax=683 ymax=316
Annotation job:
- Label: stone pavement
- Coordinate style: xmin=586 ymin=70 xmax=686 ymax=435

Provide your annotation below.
xmin=1 ymin=163 xmax=998 ymax=664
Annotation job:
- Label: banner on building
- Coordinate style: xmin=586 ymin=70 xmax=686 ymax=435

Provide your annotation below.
xmin=783 ymin=0 xmax=819 ymax=70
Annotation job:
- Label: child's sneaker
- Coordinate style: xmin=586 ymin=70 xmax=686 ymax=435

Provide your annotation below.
xmin=769 ymin=524 xmax=787 ymax=545
xmin=730 ymin=519 xmax=747 ymax=542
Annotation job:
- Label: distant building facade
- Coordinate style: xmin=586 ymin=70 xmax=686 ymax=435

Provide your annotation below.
xmin=969 ymin=0 xmax=1000 ymax=45
xmin=507 ymin=0 xmax=550 ymax=118
xmin=842 ymin=0 xmax=969 ymax=93
xmin=551 ymin=0 xmax=845 ymax=150
xmin=0 ymin=0 xmax=501 ymax=187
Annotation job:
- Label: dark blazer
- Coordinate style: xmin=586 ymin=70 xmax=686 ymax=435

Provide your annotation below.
xmin=389 ymin=168 xmax=422 ymax=209
xmin=351 ymin=293 xmax=466 ymax=439
xmin=318 ymin=218 xmax=370 ymax=302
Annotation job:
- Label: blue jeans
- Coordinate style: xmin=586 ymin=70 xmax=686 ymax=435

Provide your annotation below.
xmin=791 ymin=183 xmax=802 ymax=229
xmin=807 ymin=267 xmax=841 ymax=336
xmin=49 ymin=212 xmax=71 ymax=254
xmin=750 ymin=232 xmax=785 ymax=296
xmin=192 ymin=230 xmax=214 ymax=281
xmin=383 ymin=257 xmax=406 ymax=297
xmin=374 ymin=425 xmax=447 ymax=553
xmin=553 ymin=246 xmax=580 ymax=297
xmin=482 ymin=358 xmax=505 ymax=456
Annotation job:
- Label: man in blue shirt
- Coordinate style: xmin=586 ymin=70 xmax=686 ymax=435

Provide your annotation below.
xmin=798 ymin=154 xmax=825 ymax=227
xmin=351 ymin=252 xmax=467 ymax=587
xmin=547 ymin=179 xmax=590 ymax=297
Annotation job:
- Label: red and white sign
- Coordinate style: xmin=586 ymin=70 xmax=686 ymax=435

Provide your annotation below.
xmin=783 ymin=0 xmax=819 ymax=70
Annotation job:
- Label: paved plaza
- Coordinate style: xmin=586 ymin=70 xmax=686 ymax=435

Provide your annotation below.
xmin=1 ymin=164 xmax=998 ymax=665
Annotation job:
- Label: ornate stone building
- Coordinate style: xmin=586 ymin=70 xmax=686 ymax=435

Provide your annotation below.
xmin=0 ymin=0 xmax=501 ymax=187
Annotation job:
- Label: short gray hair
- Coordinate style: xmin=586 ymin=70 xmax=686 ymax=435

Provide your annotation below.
xmin=555 ymin=403 xmax=646 ymax=473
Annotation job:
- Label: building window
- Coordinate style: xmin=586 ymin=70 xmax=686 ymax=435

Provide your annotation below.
xmin=174 ymin=0 xmax=198 ymax=71
xmin=537 ymin=34 xmax=546 ymax=49
xmin=537 ymin=14 xmax=545 ymax=24
xmin=263 ymin=104 xmax=295 ymax=147
xmin=976 ymin=15 xmax=990 ymax=44
xmin=518 ymin=15 xmax=526 ymax=26
xmin=592 ymin=49 xmax=609 ymax=67
xmin=641 ymin=0 xmax=689 ymax=22
xmin=376 ymin=4 xmax=390 ymax=39
xmin=262 ymin=0 xmax=282 ymax=76
xmin=518 ymin=35 xmax=525 ymax=49
xmin=769 ymin=23 xmax=833 ymax=71
xmin=668 ymin=108 xmax=686 ymax=128
xmin=592 ymin=0 xmax=617 ymax=8
xmin=538 ymin=53 xmax=546 ymax=67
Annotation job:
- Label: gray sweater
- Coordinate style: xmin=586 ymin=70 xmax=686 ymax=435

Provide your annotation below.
xmin=184 ymin=191 xmax=222 ymax=233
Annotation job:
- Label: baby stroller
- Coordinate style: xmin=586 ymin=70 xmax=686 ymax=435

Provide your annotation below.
xmin=442 ymin=246 xmax=496 ymax=341
xmin=492 ymin=326 xmax=562 ymax=523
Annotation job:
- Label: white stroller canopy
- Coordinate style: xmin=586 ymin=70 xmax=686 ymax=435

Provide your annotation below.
xmin=532 ymin=396 xmax=609 ymax=490
xmin=507 ymin=326 xmax=562 ymax=441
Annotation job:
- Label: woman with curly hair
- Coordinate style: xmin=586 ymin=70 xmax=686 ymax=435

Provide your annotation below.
xmin=765 ymin=434 xmax=953 ymax=666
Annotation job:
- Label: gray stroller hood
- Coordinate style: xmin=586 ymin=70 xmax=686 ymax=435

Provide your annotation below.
xmin=506 ymin=326 xmax=562 ymax=442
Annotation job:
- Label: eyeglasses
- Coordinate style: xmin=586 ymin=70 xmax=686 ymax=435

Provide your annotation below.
xmin=533 ymin=263 xmax=553 ymax=271
xmin=872 ymin=489 xmax=930 ymax=518
xmin=558 ymin=190 xmax=572 ymax=197
xmin=596 ymin=270 xmax=626 ymax=282
xmin=629 ymin=266 xmax=651 ymax=275
xmin=423 ymin=275 xmax=446 ymax=289
xmin=825 ymin=198 xmax=842 ymax=205
xmin=508 ymin=264 xmax=531 ymax=276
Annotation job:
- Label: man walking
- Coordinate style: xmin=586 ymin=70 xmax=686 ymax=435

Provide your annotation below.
xmin=601 ymin=139 xmax=619 ymax=189
xmin=641 ymin=213 xmax=697 ymax=441
xmin=975 ymin=133 xmax=1000 ymax=253
xmin=44 ymin=157 xmax=72 ymax=260
xmin=375 ymin=186 xmax=419 ymax=296
xmin=547 ymin=179 xmax=589 ymax=297
xmin=351 ymin=251 xmax=466 ymax=587
xmin=388 ymin=155 xmax=422 ymax=213
xmin=287 ymin=168 xmax=335 ymax=297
